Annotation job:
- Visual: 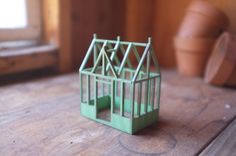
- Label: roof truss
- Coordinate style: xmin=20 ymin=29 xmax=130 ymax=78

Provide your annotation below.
xmin=79 ymin=34 xmax=160 ymax=82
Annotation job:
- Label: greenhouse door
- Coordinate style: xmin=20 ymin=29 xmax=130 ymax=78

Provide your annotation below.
xmin=97 ymin=80 xmax=114 ymax=122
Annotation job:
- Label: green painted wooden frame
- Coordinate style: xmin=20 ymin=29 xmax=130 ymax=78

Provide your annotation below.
xmin=79 ymin=34 xmax=161 ymax=134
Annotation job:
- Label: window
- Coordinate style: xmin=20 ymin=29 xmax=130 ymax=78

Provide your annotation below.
xmin=0 ymin=0 xmax=41 ymax=42
xmin=0 ymin=0 xmax=27 ymax=29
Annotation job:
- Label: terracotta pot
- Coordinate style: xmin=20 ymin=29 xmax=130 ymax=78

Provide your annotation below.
xmin=204 ymin=32 xmax=236 ymax=86
xmin=174 ymin=37 xmax=215 ymax=76
xmin=227 ymin=70 xmax=236 ymax=86
xmin=178 ymin=0 xmax=229 ymax=38
xmin=175 ymin=37 xmax=215 ymax=51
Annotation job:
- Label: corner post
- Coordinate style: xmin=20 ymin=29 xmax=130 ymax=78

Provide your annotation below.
xmin=93 ymin=33 xmax=98 ymax=65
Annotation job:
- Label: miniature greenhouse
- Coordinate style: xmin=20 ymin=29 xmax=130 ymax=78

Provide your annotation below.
xmin=79 ymin=34 xmax=161 ymax=134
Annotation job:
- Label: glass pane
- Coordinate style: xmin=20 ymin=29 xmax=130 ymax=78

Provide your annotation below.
xmin=0 ymin=0 xmax=27 ymax=29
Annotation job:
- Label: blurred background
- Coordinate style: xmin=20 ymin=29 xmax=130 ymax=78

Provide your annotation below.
xmin=0 ymin=0 xmax=236 ymax=79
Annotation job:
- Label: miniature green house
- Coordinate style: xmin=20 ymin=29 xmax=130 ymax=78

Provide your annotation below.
xmin=79 ymin=34 xmax=161 ymax=134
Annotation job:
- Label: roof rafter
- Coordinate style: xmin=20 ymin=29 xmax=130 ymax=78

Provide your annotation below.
xmin=120 ymin=44 xmax=133 ymax=69
xmin=79 ymin=38 xmax=96 ymax=71
xmin=103 ymin=51 xmax=118 ymax=78
xmin=107 ymin=40 xmax=121 ymax=69
xmin=80 ymin=35 xmax=160 ymax=82
xmin=118 ymin=43 xmax=133 ymax=75
xmin=91 ymin=41 xmax=108 ymax=73
xmin=132 ymin=45 xmax=145 ymax=72
xmin=132 ymin=43 xmax=151 ymax=82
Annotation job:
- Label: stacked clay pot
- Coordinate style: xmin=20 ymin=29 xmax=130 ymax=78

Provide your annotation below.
xmin=174 ymin=37 xmax=215 ymax=76
xmin=205 ymin=32 xmax=236 ymax=86
xmin=174 ymin=0 xmax=229 ymax=76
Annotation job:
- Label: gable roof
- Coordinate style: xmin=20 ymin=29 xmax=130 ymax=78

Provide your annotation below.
xmin=79 ymin=34 xmax=161 ymax=82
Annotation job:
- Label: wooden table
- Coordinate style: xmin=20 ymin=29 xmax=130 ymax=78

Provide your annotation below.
xmin=0 ymin=70 xmax=236 ymax=156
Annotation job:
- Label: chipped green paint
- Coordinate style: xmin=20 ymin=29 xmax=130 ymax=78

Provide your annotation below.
xmin=79 ymin=34 xmax=161 ymax=134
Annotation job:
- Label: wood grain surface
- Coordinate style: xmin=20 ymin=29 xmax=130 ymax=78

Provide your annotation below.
xmin=200 ymin=117 xmax=236 ymax=156
xmin=0 ymin=70 xmax=236 ymax=155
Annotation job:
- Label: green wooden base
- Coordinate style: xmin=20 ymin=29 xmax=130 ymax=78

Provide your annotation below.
xmin=80 ymin=96 xmax=159 ymax=134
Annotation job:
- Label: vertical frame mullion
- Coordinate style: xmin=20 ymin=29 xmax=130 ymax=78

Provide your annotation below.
xmin=94 ymin=77 xmax=98 ymax=117
xmin=144 ymin=81 xmax=148 ymax=114
xmin=147 ymin=79 xmax=151 ymax=109
xmin=146 ymin=51 xmax=151 ymax=111
xmin=137 ymin=82 xmax=142 ymax=117
xmin=120 ymin=82 xmax=124 ymax=116
xmin=94 ymin=43 xmax=97 ymax=65
xmin=102 ymin=52 xmax=106 ymax=76
xmin=80 ymin=73 xmax=83 ymax=103
xmin=87 ymin=75 xmax=90 ymax=105
xmin=111 ymin=80 xmax=115 ymax=114
xmin=157 ymin=77 xmax=161 ymax=109
xmin=131 ymin=83 xmax=135 ymax=119
xmin=102 ymin=53 xmax=105 ymax=96
xmin=151 ymin=78 xmax=155 ymax=110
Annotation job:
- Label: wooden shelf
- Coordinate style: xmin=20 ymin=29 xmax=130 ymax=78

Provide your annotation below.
xmin=0 ymin=44 xmax=58 ymax=75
